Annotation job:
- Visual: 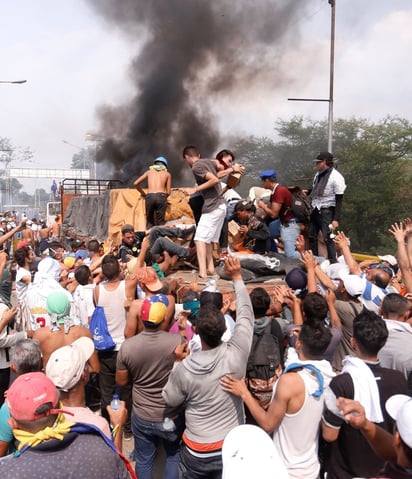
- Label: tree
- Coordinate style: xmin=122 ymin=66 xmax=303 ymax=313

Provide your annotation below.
xmin=0 ymin=137 xmax=32 ymax=209
xmin=231 ymin=116 xmax=412 ymax=254
xmin=70 ymin=146 xmax=94 ymax=172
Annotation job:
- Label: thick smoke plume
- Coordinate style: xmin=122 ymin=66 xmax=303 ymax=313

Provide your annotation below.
xmin=86 ymin=0 xmax=309 ymax=185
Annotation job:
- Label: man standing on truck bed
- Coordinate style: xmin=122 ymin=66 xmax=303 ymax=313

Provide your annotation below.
xmin=134 ymin=156 xmax=172 ymax=228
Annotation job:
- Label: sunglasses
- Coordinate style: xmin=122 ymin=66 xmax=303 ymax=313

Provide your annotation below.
xmin=369 ymin=262 xmax=394 ymax=277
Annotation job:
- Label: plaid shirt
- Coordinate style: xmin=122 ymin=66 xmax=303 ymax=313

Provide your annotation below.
xmin=311 ymin=168 xmax=346 ymax=210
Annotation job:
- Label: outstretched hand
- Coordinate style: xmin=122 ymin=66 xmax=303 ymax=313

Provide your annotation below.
xmin=224 ymin=256 xmax=242 ymax=281
xmin=388 ymin=222 xmax=406 ymax=243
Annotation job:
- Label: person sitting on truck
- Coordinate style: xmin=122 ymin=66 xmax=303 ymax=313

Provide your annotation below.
xmin=117 ymin=224 xmax=146 ymax=264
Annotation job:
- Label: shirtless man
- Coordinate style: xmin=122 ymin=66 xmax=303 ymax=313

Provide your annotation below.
xmin=32 ymin=290 xmax=99 ymax=371
xmin=134 ymin=156 xmax=172 ymax=228
xmin=21 ymin=221 xmax=35 ymax=250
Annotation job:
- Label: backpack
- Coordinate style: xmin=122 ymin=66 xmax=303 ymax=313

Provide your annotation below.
xmin=246 ymin=322 xmax=282 ymax=409
xmin=89 ymin=306 xmax=116 ymax=351
xmin=289 ymin=186 xmax=313 ymax=224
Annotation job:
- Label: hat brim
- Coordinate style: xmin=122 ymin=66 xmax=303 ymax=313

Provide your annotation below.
xmin=145 ymin=279 xmax=164 ymax=292
xmin=386 ymin=394 xmax=410 ymax=420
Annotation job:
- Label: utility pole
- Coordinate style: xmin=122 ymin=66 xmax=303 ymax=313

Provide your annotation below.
xmin=288 ymin=0 xmax=336 ymax=153
xmin=328 ymin=0 xmax=336 ymax=153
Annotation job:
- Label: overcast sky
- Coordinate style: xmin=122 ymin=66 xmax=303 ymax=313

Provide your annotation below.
xmin=1 ymin=0 xmax=412 ymax=193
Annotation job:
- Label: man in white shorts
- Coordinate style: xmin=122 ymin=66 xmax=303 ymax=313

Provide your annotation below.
xmin=183 ymin=145 xmax=226 ymax=279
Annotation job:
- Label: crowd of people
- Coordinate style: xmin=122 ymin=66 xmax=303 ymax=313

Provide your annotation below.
xmin=0 ymin=146 xmax=410 ymax=479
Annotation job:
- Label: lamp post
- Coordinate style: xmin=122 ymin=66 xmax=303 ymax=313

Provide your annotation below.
xmin=0 ymin=80 xmax=27 ymax=84
xmin=85 ymin=133 xmax=105 ymax=180
xmin=288 ymin=0 xmax=336 ymax=153
xmin=62 ymin=140 xmax=87 ymax=169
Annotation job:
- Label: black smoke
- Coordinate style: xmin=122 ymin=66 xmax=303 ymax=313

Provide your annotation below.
xmin=86 ymin=0 xmax=309 ymax=185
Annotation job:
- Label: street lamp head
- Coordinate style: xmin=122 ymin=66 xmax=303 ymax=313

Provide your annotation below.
xmin=0 ymin=80 xmax=27 ymax=84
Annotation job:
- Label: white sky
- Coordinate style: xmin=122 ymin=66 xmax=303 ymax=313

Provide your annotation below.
xmin=1 ymin=0 xmax=412 ymax=193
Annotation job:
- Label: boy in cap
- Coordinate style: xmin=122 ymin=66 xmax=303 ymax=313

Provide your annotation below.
xmin=46 ymin=337 xmax=126 ymax=451
xmin=134 ymin=156 xmax=172 ymax=228
xmin=0 ymin=372 xmax=130 ymax=479
xmin=257 ymin=169 xmax=302 ymax=258
xmin=337 ymin=394 xmax=412 ymax=478
xmin=117 ymin=293 xmax=187 ymax=479
xmin=125 ymin=266 xmax=176 ymax=337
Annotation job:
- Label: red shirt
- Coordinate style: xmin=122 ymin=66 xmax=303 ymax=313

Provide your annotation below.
xmin=270 ymin=184 xmax=294 ymax=223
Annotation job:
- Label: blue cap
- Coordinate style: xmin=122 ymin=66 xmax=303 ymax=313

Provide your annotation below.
xmin=154 ymin=156 xmax=168 ymax=167
xmin=259 ymin=169 xmax=277 ymax=179
xmin=75 ymin=250 xmax=89 ymax=260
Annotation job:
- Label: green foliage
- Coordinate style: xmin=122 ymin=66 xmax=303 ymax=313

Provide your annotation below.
xmin=70 ymin=146 xmax=94 ymax=171
xmin=232 ymin=116 xmax=412 ymax=254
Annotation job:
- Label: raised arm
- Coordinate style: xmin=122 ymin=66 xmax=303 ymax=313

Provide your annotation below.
xmin=389 ymin=222 xmax=412 ymax=293
xmin=333 ymin=231 xmax=361 ymax=275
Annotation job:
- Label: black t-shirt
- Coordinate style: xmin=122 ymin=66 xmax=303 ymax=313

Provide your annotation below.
xmin=118 ymin=232 xmax=145 ymax=262
xmin=322 ymin=362 xmax=408 ymax=479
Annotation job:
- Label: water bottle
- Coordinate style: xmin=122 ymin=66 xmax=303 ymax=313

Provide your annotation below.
xmin=205 ymin=279 xmax=217 ymax=292
xmin=110 ymin=394 xmax=121 ymax=411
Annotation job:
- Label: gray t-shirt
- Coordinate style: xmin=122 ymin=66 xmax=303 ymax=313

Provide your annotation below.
xmin=117 ymin=329 xmax=183 ymax=422
xmin=192 ymin=159 xmax=224 ymax=214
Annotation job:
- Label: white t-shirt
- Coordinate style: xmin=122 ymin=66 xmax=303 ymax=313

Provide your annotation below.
xmin=15 ymin=266 xmax=31 ymax=303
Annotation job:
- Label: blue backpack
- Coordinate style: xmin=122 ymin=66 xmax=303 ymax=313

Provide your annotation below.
xmin=89 ymin=306 xmax=116 ymax=351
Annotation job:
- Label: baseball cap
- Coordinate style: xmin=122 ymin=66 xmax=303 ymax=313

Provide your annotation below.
xmin=386 ymin=394 xmax=412 ymax=448
xmin=338 ymin=271 xmax=365 ymax=297
xmin=75 ymin=250 xmax=89 ymax=260
xmin=314 ymin=151 xmax=333 ymax=163
xmin=259 ymin=169 xmax=277 ymax=179
xmin=46 ymin=337 xmax=95 ymax=392
xmin=285 ymin=267 xmax=307 ymax=292
xmin=377 ymin=254 xmax=397 ymax=267
xmin=135 ymin=266 xmax=163 ymax=292
xmin=63 ymin=256 xmax=76 ymax=269
xmin=326 ymin=262 xmax=349 ymax=280
xmin=154 ymin=156 xmax=168 ymax=167
xmin=6 ymin=372 xmax=60 ymax=422
xmin=222 ymin=424 xmax=288 ymax=479
xmin=121 ymin=224 xmax=134 ymax=234
xmin=141 ymin=294 xmax=169 ymax=325
xmin=17 ymin=241 xmax=30 ymax=249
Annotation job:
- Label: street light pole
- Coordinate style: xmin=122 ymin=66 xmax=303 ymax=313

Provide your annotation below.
xmin=328 ymin=0 xmax=336 ymax=153
xmin=288 ymin=0 xmax=336 ymax=153
xmin=85 ymin=133 xmax=105 ymax=180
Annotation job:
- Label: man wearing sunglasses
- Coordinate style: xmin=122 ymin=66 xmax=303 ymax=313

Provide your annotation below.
xmin=333 ymin=232 xmax=392 ymax=313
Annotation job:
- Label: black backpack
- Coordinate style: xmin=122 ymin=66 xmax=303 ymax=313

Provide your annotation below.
xmin=289 ymin=186 xmax=313 ymax=224
xmin=246 ymin=322 xmax=282 ymax=409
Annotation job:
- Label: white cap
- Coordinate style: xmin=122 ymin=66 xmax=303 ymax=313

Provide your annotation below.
xmin=326 ymin=262 xmax=349 ymax=280
xmin=386 ymin=394 xmax=412 ymax=448
xmin=377 ymin=255 xmax=397 ymax=267
xmin=222 ymin=425 xmax=289 ymax=479
xmin=339 ymin=271 xmax=365 ymax=297
xmin=46 ymin=337 xmax=95 ymax=391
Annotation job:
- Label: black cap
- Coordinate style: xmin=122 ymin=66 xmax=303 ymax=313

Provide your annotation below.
xmin=314 ymin=151 xmax=334 ymax=163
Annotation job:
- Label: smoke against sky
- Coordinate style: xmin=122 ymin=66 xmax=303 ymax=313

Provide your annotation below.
xmin=1 ymin=1 xmax=412 ymax=193
xmin=86 ymin=0 xmax=310 ymax=184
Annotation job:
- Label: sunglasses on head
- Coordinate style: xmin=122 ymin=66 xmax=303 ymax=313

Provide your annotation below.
xmin=370 ymin=262 xmax=394 ymax=277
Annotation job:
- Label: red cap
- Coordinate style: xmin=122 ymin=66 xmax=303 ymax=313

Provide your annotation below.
xmin=6 ymin=372 xmax=60 ymax=422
